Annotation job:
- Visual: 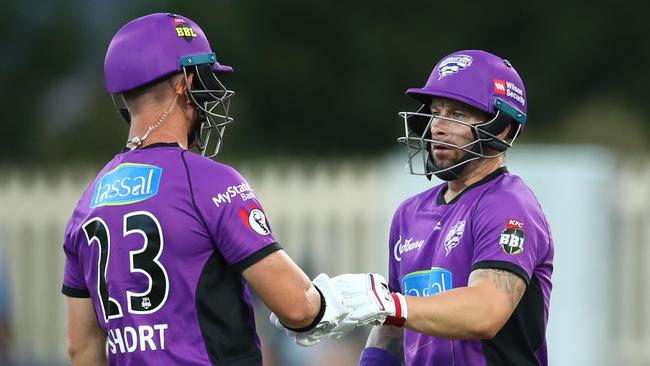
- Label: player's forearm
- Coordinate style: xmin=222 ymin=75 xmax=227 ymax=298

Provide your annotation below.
xmin=365 ymin=325 xmax=404 ymax=360
xmin=276 ymin=285 xmax=322 ymax=329
xmin=404 ymin=285 xmax=511 ymax=339
xmin=68 ymin=334 xmax=108 ymax=366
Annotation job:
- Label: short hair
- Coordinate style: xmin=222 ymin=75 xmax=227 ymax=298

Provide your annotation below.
xmin=123 ymin=73 xmax=184 ymax=113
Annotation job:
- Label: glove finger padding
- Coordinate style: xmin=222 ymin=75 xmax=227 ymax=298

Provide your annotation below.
xmin=311 ymin=273 xmax=351 ymax=330
xmin=268 ymin=273 xmax=351 ymax=347
xmin=331 ymin=273 xmax=397 ymax=326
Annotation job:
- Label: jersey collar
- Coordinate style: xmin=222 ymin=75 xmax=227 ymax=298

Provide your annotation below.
xmin=120 ymin=142 xmax=182 ymax=153
xmin=437 ymin=166 xmax=509 ymax=205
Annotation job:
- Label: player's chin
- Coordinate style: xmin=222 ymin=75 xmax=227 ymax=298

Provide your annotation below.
xmin=432 ymin=151 xmax=459 ymax=168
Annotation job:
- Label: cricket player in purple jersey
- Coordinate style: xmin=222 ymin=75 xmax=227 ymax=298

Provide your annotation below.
xmin=276 ymin=50 xmax=554 ymax=366
xmin=358 ymin=50 xmax=553 ymax=366
xmin=61 ymin=13 xmax=349 ymax=366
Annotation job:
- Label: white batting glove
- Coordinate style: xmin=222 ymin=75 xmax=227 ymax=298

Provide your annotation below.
xmin=328 ymin=273 xmax=408 ymax=339
xmin=270 ymin=273 xmax=350 ymax=347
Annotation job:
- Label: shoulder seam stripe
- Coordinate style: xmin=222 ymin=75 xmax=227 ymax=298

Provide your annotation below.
xmin=180 ymin=151 xmax=213 ymax=238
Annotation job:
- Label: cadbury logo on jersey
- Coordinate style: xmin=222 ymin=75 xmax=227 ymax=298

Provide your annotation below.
xmin=393 ymin=235 xmax=425 ymax=262
xmin=91 ymin=163 xmax=162 ymax=208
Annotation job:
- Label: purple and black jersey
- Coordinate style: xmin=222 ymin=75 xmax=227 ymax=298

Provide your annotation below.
xmin=389 ymin=168 xmax=553 ymax=366
xmin=62 ymin=143 xmax=279 ymax=365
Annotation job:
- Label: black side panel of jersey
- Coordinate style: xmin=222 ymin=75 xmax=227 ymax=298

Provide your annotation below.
xmin=196 ymin=251 xmax=262 ymax=366
xmin=482 ymin=275 xmax=545 ymax=366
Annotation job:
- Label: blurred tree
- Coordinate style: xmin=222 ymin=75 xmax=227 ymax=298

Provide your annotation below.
xmin=1 ymin=0 xmax=649 ymax=165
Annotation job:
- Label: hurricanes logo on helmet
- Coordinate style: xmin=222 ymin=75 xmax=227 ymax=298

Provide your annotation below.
xmin=438 ymin=55 xmax=473 ymax=79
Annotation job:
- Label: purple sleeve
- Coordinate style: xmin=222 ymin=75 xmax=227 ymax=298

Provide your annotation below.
xmin=189 ymin=159 xmax=279 ymax=270
xmin=359 ymin=347 xmax=401 ymax=366
xmin=471 ymin=190 xmax=549 ymax=284
xmin=388 ymin=211 xmax=401 ymax=292
xmin=62 ymin=214 xmax=90 ymax=297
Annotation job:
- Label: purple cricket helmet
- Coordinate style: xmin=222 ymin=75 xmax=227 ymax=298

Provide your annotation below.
xmin=104 ymin=13 xmax=237 ymax=158
xmin=105 ymin=12 xmax=232 ymax=94
xmin=406 ymin=50 xmax=527 ymax=124
xmin=398 ymin=50 xmax=529 ymax=181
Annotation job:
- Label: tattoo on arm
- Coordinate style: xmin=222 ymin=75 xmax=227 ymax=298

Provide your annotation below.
xmin=468 ymin=269 xmax=527 ymax=308
xmin=366 ymin=325 xmax=404 ymax=361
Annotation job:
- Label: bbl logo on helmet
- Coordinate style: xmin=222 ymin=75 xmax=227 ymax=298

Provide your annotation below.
xmin=500 ymin=219 xmax=525 ymax=254
xmin=438 ymin=55 xmax=473 ymax=80
xmin=171 ymin=17 xmax=197 ymax=42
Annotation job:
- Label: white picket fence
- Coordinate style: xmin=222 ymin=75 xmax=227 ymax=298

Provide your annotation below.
xmin=0 ymin=156 xmax=648 ymax=365
xmin=0 ymin=161 xmax=390 ymax=363
xmin=617 ymin=161 xmax=650 ymax=366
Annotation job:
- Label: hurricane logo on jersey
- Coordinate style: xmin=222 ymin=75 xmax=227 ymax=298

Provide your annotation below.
xmin=438 ymin=55 xmax=473 ymax=79
xmin=500 ymin=219 xmax=525 ymax=254
xmin=444 ymin=220 xmax=466 ymax=256
xmin=91 ymin=163 xmax=162 ymax=208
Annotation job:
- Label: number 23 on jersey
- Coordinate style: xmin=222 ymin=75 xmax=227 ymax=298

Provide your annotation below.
xmin=82 ymin=211 xmax=169 ymax=322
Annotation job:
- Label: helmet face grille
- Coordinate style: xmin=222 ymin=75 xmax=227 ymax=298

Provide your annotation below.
xmin=397 ymin=108 xmax=518 ymax=179
xmin=184 ymin=65 xmax=235 ymax=158
xmin=399 ymin=50 xmax=528 ymax=180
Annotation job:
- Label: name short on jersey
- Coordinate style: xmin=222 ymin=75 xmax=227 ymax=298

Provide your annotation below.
xmin=91 ymin=163 xmax=162 ymax=208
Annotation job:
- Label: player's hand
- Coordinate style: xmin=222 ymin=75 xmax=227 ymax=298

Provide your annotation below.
xmin=328 ymin=273 xmax=408 ymax=338
xmin=270 ymin=273 xmax=350 ymax=347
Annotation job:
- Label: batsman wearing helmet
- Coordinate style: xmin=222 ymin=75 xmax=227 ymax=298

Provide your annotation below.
xmin=61 ymin=13 xmax=350 ymax=365
xmin=278 ymin=50 xmax=554 ymax=365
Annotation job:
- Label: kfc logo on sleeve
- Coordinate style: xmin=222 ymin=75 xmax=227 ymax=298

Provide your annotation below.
xmin=499 ymin=219 xmax=524 ymax=254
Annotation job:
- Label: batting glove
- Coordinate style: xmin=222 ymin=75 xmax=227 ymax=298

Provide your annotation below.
xmin=327 ymin=273 xmax=408 ymax=339
xmin=270 ymin=273 xmax=350 ymax=347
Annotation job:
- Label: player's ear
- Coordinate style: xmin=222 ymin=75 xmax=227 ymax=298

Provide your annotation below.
xmin=183 ymin=73 xmax=194 ymax=104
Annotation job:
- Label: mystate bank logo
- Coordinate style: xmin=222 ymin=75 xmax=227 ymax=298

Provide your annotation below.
xmin=393 ymin=235 xmax=426 ymax=262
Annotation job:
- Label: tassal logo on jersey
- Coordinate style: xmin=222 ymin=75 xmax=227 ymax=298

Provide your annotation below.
xmin=91 ymin=163 xmax=162 ymax=208
xmin=393 ymin=235 xmax=426 ymax=262
xmin=212 ymin=182 xmax=256 ymax=208
xmin=402 ymin=267 xmax=453 ymax=297
xmin=500 ymin=218 xmax=525 ymax=254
